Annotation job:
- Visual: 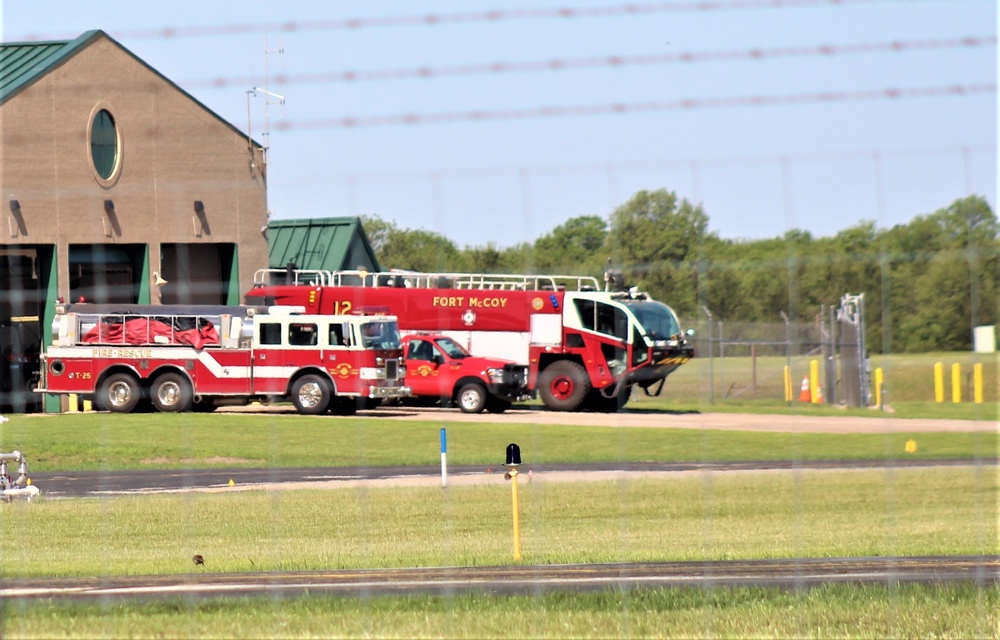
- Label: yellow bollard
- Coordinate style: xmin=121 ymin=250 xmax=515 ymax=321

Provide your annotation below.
xmin=82 ymin=399 xmax=93 ymax=412
xmin=951 ymin=363 xmax=961 ymax=403
xmin=933 ymin=362 xmax=944 ymax=403
xmin=510 ymin=468 xmax=522 ymax=561
xmin=68 ymin=394 xmax=79 ymax=413
xmin=974 ymin=363 xmax=983 ymax=404
xmin=809 ymin=359 xmax=819 ymax=405
xmin=783 ymin=365 xmax=792 ymax=403
xmin=874 ymin=367 xmax=884 ymax=408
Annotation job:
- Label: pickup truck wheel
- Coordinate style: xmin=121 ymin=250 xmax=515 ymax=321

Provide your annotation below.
xmin=457 ymin=383 xmax=487 ymax=413
xmin=151 ymin=373 xmax=194 ymax=413
xmin=292 ymin=375 xmax=333 ymax=415
xmin=538 ymin=360 xmax=591 ymax=412
xmin=485 ymin=397 xmax=511 ymax=414
xmin=100 ymin=373 xmax=142 ymax=413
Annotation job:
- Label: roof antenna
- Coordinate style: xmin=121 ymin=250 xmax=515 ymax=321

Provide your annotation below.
xmin=246 ymin=35 xmax=285 ymax=169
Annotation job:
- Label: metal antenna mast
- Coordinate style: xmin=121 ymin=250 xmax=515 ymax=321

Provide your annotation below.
xmin=246 ymin=35 xmax=285 ymax=167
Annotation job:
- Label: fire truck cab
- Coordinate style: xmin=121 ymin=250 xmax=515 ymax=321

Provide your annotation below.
xmin=36 ymin=302 xmax=409 ymax=415
xmin=246 ymin=268 xmax=694 ymax=412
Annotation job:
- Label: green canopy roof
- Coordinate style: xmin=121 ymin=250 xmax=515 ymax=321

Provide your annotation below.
xmin=268 ymin=217 xmax=382 ymax=273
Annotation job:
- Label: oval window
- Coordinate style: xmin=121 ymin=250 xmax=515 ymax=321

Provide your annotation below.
xmin=90 ymin=109 xmax=118 ymax=180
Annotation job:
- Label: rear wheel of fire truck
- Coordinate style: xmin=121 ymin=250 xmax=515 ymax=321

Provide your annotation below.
xmin=485 ymin=397 xmax=511 ymax=414
xmin=538 ymin=360 xmax=591 ymax=412
xmin=291 ymin=375 xmax=333 ymax=415
xmin=456 ymin=382 xmax=488 ymax=413
xmin=99 ymin=373 xmax=142 ymax=413
xmin=151 ymin=373 xmax=194 ymax=412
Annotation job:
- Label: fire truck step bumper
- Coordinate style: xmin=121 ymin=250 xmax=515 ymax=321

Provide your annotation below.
xmin=369 ymin=386 xmax=411 ymax=399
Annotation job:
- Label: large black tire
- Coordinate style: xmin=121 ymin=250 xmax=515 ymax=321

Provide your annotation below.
xmin=291 ymin=374 xmax=333 ymax=415
xmin=99 ymin=373 xmax=142 ymax=413
xmin=456 ymin=382 xmax=488 ymax=413
xmin=485 ymin=397 xmax=512 ymax=414
xmin=538 ymin=360 xmax=591 ymax=412
xmin=151 ymin=373 xmax=194 ymax=413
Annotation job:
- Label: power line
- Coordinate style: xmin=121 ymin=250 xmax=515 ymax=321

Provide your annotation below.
xmin=270 ymin=84 xmax=995 ymax=130
xmin=182 ymin=36 xmax=996 ymax=89
xmin=17 ymin=0 xmax=921 ymax=42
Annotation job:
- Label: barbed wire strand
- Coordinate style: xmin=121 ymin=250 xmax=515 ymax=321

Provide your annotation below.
xmin=17 ymin=0 xmax=921 ymax=42
xmin=183 ymin=36 xmax=996 ymax=89
xmin=268 ymin=84 xmax=995 ymax=130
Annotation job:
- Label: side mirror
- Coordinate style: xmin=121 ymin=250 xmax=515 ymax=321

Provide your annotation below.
xmin=685 ymin=328 xmax=696 ymax=338
xmin=432 ymin=354 xmax=444 ymax=366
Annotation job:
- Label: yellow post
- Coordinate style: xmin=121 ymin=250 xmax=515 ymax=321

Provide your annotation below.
xmin=68 ymin=394 xmax=79 ymax=413
xmin=510 ymin=468 xmax=522 ymax=561
xmin=951 ymin=363 xmax=961 ymax=403
xmin=933 ymin=362 xmax=944 ymax=403
xmin=809 ymin=359 xmax=819 ymax=404
xmin=83 ymin=399 xmax=93 ymax=412
xmin=874 ymin=367 xmax=884 ymax=408
xmin=783 ymin=366 xmax=792 ymax=403
xmin=973 ymin=363 xmax=983 ymax=404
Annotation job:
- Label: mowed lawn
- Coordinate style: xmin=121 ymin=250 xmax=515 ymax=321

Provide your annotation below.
xmin=0 ymin=378 xmax=996 ymax=639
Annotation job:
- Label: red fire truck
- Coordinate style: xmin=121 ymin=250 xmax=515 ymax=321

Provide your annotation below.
xmin=245 ymin=269 xmax=694 ymax=412
xmin=35 ymin=302 xmax=410 ymax=415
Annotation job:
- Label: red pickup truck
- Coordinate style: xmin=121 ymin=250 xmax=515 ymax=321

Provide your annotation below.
xmin=401 ymin=334 xmax=531 ymax=413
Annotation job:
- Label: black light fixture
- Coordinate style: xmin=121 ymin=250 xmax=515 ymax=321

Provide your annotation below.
xmin=193 ymin=200 xmax=205 ymax=214
xmin=104 ymin=199 xmax=115 ymax=213
xmin=9 ymin=199 xmax=20 ymax=212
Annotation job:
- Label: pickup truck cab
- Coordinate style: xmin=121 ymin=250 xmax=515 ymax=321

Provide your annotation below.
xmin=402 ymin=334 xmax=530 ymax=413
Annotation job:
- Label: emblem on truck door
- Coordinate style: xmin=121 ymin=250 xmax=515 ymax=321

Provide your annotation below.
xmin=462 ymin=310 xmax=477 ymax=326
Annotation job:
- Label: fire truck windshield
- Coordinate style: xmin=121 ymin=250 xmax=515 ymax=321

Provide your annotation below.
xmin=435 ymin=337 xmax=470 ymax=359
xmin=624 ymin=300 xmax=682 ymax=341
xmin=360 ymin=320 xmax=402 ymax=350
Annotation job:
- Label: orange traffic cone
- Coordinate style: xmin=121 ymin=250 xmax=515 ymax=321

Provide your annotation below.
xmin=815 ymin=384 xmax=824 ymax=404
xmin=798 ymin=376 xmax=811 ymax=402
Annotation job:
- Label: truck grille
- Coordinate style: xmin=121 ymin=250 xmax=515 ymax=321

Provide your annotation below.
xmin=505 ymin=364 xmax=529 ymax=388
xmin=386 ymin=358 xmax=399 ymax=381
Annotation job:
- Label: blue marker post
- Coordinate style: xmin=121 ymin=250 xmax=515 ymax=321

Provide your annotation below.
xmin=440 ymin=428 xmax=447 ymax=488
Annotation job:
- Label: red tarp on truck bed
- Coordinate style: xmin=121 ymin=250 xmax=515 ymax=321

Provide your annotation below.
xmin=82 ymin=318 xmax=220 ymax=349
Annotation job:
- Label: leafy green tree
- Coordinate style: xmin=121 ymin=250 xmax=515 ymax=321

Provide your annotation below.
xmin=607 ymin=189 xmax=712 ymax=317
xmin=533 ymin=215 xmax=608 ymax=275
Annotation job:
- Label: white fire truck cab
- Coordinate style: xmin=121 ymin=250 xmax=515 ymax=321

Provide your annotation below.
xmin=36 ymin=302 xmax=409 ymax=415
xmin=246 ymin=268 xmax=694 ymax=412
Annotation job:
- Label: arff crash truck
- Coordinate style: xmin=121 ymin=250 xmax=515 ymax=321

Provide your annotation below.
xmin=35 ymin=302 xmax=410 ymax=415
xmin=401 ymin=333 xmax=530 ymax=413
xmin=245 ymin=268 xmax=694 ymax=412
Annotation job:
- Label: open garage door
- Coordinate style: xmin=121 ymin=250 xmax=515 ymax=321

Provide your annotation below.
xmin=0 ymin=247 xmax=53 ymax=413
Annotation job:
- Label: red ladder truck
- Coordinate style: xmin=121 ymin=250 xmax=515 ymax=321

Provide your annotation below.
xmin=35 ymin=302 xmax=409 ymax=415
xmin=245 ymin=269 xmax=694 ymax=412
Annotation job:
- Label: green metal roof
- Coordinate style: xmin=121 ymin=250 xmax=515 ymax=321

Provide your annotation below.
xmin=0 ymin=30 xmax=100 ymax=105
xmin=268 ymin=217 xmax=382 ymax=273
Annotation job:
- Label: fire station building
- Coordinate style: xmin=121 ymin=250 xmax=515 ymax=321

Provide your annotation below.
xmin=0 ymin=30 xmax=269 ymax=410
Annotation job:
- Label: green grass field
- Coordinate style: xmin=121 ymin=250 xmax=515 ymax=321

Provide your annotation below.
xmin=0 ymin=359 xmax=996 ymax=639
xmin=644 ymin=350 xmax=998 ymax=418
xmin=0 ymin=412 xmax=995 ymax=471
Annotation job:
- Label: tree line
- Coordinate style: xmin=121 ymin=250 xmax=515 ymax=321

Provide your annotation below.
xmin=362 ymin=190 xmax=998 ymax=353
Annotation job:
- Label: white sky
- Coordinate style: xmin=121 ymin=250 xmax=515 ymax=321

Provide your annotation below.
xmin=3 ymin=0 xmax=996 ymax=248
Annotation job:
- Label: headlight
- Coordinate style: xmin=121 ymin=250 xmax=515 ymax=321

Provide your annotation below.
xmin=486 ymin=367 xmax=505 ymax=384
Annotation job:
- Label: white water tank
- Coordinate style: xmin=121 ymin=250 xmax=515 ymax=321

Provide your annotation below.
xmin=973 ymin=325 xmax=996 ymax=353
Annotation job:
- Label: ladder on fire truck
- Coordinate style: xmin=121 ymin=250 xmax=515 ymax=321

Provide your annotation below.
xmin=255 ymin=269 xmax=614 ymax=293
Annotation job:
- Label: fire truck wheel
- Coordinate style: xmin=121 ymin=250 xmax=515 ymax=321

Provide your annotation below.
xmin=291 ymin=375 xmax=333 ymax=415
xmin=456 ymin=383 xmax=488 ymax=413
xmin=485 ymin=397 xmax=511 ymax=414
xmin=100 ymin=373 xmax=142 ymax=413
xmin=151 ymin=373 xmax=194 ymax=413
xmin=538 ymin=360 xmax=591 ymax=412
